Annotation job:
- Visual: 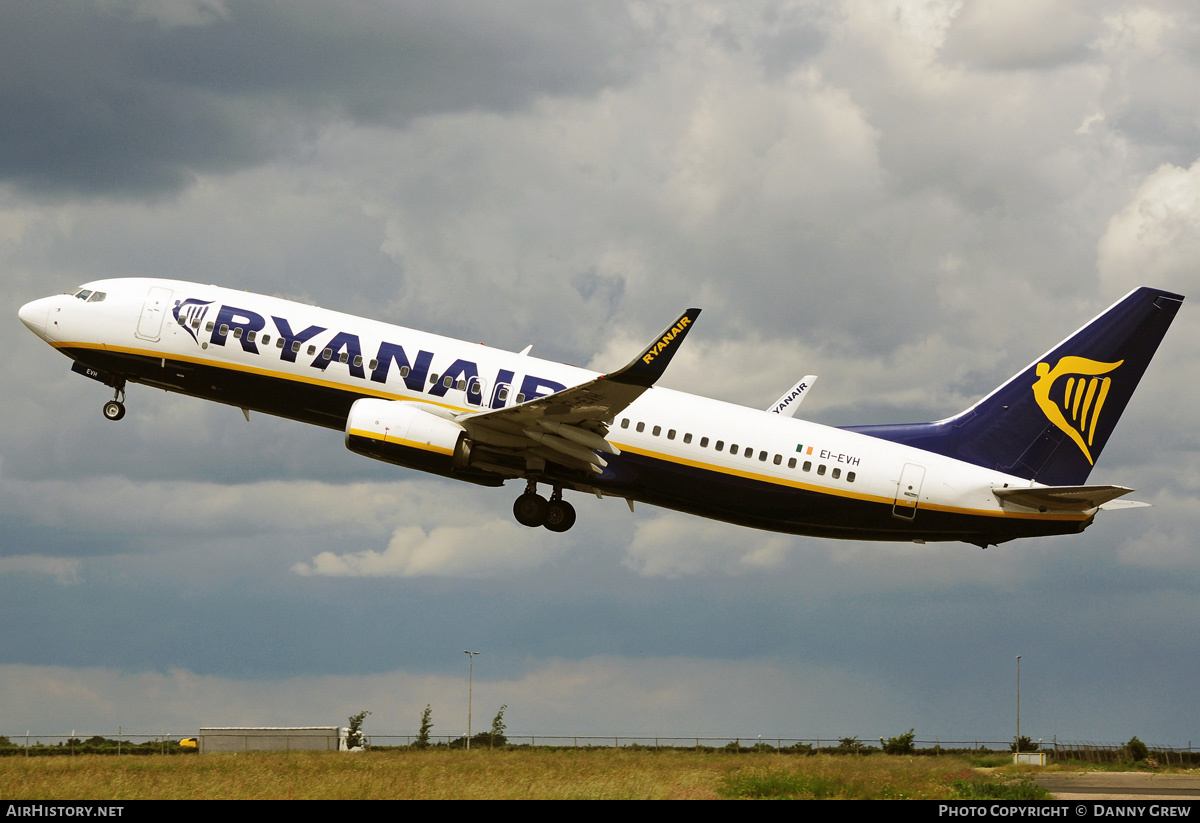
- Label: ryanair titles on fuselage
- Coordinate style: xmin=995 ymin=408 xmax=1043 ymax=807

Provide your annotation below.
xmin=177 ymin=300 xmax=567 ymax=409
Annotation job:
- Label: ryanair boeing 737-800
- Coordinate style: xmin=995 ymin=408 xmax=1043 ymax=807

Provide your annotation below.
xmin=18 ymin=280 xmax=1182 ymax=546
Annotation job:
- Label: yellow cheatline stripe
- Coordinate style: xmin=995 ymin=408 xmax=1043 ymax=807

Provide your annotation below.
xmin=612 ymin=442 xmax=1090 ymax=522
xmin=347 ymin=428 xmax=454 ymax=456
xmin=53 ymin=340 xmax=472 ymax=415
xmin=58 ymin=342 xmax=1090 ymax=522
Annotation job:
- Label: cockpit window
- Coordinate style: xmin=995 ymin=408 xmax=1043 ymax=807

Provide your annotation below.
xmin=74 ymin=289 xmax=93 ymax=301
xmin=87 ymin=292 xmax=106 ymax=303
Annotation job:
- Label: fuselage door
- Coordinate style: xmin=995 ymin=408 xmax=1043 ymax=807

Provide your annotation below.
xmin=135 ymin=286 xmax=173 ymax=342
xmin=491 ymin=382 xmax=513 ymax=409
xmin=892 ymin=463 xmax=926 ymax=520
xmin=466 ymin=376 xmax=488 ymax=407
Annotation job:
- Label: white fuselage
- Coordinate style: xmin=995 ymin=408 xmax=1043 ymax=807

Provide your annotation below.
xmin=18 ymin=278 xmax=1092 ymax=544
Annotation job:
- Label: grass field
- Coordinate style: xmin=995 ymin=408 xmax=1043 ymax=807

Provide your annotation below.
xmin=0 ymin=749 xmax=1049 ymax=800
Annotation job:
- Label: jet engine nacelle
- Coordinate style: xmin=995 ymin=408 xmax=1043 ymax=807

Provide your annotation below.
xmin=344 ymin=398 xmax=501 ymax=486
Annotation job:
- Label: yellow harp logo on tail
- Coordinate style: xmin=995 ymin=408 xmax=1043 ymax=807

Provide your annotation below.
xmin=1032 ymin=356 xmax=1123 ymax=465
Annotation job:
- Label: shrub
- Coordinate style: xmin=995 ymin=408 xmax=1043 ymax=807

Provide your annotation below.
xmin=346 ymin=710 xmax=370 ymax=749
xmin=882 ymin=729 xmax=916 ymax=755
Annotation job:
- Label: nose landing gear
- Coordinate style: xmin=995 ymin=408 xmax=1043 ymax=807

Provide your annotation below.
xmin=102 ymin=384 xmax=127 ymax=421
xmin=512 ymin=480 xmax=576 ymax=532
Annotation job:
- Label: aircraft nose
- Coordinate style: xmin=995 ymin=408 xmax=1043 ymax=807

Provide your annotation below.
xmin=18 ymin=297 xmax=52 ymax=339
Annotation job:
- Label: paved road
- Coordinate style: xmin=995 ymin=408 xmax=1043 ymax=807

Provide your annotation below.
xmin=1035 ymin=772 xmax=1200 ymax=800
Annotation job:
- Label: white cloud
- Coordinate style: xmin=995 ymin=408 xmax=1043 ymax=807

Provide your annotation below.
xmin=624 ymin=513 xmax=793 ymax=577
xmin=0 ymin=555 xmax=81 ymax=585
xmin=1098 ymin=160 xmax=1200 ymax=298
xmin=292 ymin=519 xmax=560 ymax=578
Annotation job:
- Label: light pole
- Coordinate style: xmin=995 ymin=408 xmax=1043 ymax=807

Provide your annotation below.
xmin=464 ymin=650 xmax=480 ymax=750
xmin=1015 ymin=654 xmax=1021 ymax=757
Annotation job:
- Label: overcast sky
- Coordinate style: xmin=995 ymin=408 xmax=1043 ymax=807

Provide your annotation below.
xmin=3 ymin=0 xmax=1198 ymax=748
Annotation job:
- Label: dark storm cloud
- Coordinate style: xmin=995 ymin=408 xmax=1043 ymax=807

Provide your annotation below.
xmin=0 ymin=1 xmax=645 ymax=196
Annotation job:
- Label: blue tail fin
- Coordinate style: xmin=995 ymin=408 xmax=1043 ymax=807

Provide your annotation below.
xmin=844 ymin=287 xmax=1184 ymax=485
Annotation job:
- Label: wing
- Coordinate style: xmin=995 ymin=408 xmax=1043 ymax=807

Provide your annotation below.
xmin=455 ymin=308 xmax=701 ymax=476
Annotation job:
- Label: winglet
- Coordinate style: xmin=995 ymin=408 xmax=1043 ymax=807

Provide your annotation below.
xmin=607 ymin=308 xmax=701 ymax=387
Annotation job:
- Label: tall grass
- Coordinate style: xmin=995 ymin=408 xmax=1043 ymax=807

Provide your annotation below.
xmin=0 ymin=749 xmax=1045 ymax=801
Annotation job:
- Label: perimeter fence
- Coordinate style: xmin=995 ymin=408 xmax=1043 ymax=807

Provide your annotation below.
xmin=2 ymin=732 xmax=1196 ymax=766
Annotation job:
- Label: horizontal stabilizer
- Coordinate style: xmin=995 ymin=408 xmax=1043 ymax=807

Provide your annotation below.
xmin=1097 ymin=499 xmax=1152 ymax=511
xmin=993 ymin=484 xmax=1134 ymax=512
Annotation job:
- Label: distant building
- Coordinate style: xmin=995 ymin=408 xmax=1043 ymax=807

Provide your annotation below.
xmin=198 ymin=726 xmax=343 ymax=753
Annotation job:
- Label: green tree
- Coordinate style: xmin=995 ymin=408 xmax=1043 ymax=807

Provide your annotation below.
xmin=1126 ymin=736 xmax=1149 ymax=762
xmin=882 ymin=729 xmax=916 ymax=755
xmin=346 ymin=710 xmax=371 ymax=749
xmin=488 ymin=704 xmax=507 ymax=749
xmin=415 ymin=704 xmax=433 ymax=749
xmin=1010 ymin=736 xmax=1038 ymax=753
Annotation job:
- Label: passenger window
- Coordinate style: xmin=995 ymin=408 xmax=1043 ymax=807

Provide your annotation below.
xmin=291 ymin=340 xmax=301 ymax=352
xmin=321 ymin=347 xmax=331 ymax=359
xmin=683 ymin=433 xmax=692 ymax=444
xmin=758 ymin=451 xmax=767 ymax=461
xmin=700 ymin=437 xmax=709 ymax=448
xmin=443 ymin=376 xmax=453 ymax=388
xmin=715 ymin=440 xmax=724 ymax=451
xmin=339 ymin=352 xmax=349 ymax=363
xmin=730 ymin=444 xmax=739 ymax=455
xmin=261 ymin=334 xmax=270 ymax=345
xmin=788 ymin=457 xmax=796 ymax=469
xmin=429 ymin=374 xmax=439 ymax=384
xmin=803 ymin=461 xmax=812 ymax=472
xmin=636 ymin=422 xmax=645 ymax=433
xmin=219 ymin=324 xmax=229 ymax=336
xmin=847 ymin=471 xmax=856 ymax=483
xmin=307 ymin=345 xmax=316 ymax=356
xmin=247 ymin=331 xmax=256 ymax=342
xmin=747 ymin=449 xmax=755 ymax=459
xmin=773 ymin=454 xmax=782 ymax=465
xmin=369 ymin=359 xmax=378 ymax=370
xmin=456 ymin=379 xmax=465 ymax=390
xmin=621 ymin=419 xmax=629 ymax=429
xmin=399 ymin=366 xmax=410 ymax=377
xmin=817 ymin=464 xmax=826 ymax=476
xmin=275 ymin=337 xmax=285 ymax=348
xmin=206 ymin=322 xmax=215 ymax=332
xmin=832 ymin=468 xmax=841 ymax=479
xmin=652 ymin=425 xmax=661 ymax=436
xmin=353 ymin=355 xmax=362 ymax=367
xmin=515 ymin=393 xmax=526 ymax=403
xmin=470 ymin=383 xmax=480 ymax=395
xmin=193 ymin=320 xmax=201 ymax=330
xmin=667 ymin=429 xmax=675 ymax=440
xmin=233 ymin=327 xmax=243 ymax=339
xmin=498 ymin=387 xmax=508 ymax=401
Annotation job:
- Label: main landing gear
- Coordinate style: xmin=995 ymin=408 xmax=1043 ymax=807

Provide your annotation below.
xmin=102 ymin=383 xmax=127 ymax=421
xmin=513 ymin=480 xmax=576 ymax=532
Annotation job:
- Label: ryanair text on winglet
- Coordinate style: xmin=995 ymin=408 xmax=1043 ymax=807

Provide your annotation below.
xmin=641 ymin=317 xmax=691 ymax=365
